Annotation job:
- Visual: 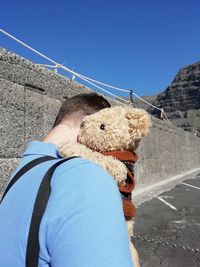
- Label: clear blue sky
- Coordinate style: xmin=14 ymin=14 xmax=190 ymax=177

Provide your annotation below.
xmin=1 ymin=0 xmax=200 ymax=98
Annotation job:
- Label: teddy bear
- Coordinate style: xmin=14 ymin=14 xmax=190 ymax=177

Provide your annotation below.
xmin=58 ymin=106 xmax=151 ymax=241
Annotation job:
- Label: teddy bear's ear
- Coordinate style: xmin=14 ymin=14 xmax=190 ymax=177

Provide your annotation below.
xmin=125 ymin=108 xmax=152 ymax=139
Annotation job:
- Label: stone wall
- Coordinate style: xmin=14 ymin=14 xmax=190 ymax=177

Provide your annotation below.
xmin=1 ymin=48 xmax=200 ymax=204
xmin=133 ymin=117 xmax=200 ymax=204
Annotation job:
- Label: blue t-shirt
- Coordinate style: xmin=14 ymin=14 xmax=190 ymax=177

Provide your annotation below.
xmin=0 ymin=141 xmax=133 ymax=267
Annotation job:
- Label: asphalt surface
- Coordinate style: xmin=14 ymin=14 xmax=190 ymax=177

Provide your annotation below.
xmin=132 ymin=172 xmax=200 ymax=267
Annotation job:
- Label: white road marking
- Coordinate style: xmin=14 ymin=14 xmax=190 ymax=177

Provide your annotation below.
xmin=157 ymin=196 xmax=177 ymax=211
xmin=173 ymin=219 xmax=186 ymax=224
xmin=160 ymin=195 xmax=174 ymax=199
xmin=182 ymin=182 xmax=200 ymax=191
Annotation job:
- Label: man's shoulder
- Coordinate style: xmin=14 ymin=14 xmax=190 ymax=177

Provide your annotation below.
xmin=50 ymin=157 xmax=118 ymax=199
xmin=45 ymin=157 xmax=120 ymax=221
xmin=54 ymin=157 xmax=100 ymax=174
xmin=54 ymin=157 xmax=116 ymax=186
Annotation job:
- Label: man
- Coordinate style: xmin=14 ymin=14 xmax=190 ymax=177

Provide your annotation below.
xmin=0 ymin=93 xmax=139 ymax=267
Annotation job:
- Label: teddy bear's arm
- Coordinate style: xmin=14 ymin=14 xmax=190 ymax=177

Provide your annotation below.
xmin=58 ymin=142 xmax=127 ymax=184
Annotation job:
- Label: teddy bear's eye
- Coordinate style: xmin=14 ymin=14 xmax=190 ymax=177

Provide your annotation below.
xmin=100 ymin=124 xmax=105 ymax=130
xmin=80 ymin=122 xmax=85 ymax=128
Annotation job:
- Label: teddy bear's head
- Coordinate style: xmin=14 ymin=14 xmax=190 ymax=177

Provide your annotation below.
xmin=78 ymin=106 xmax=151 ymax=152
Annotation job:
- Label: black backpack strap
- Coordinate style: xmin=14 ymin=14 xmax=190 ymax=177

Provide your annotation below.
xmin=26 ymin=156 xmax=78 ymax=267
xmin=0 ymin=156 xmax=56 ymax=203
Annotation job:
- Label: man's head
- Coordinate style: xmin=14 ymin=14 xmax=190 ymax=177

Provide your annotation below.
xmin=53 ymin=93 xmax=111 ymax=128
xmin=42 ymin=93 xmax=111 ymax=145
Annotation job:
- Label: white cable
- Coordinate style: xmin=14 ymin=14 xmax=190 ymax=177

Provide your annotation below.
xmin=77 ymin=73 xmax=163 ymax=111
xmin=64 ymin=66 xmax=172 ymax=124
xmin=77 ymin=73 xmax=130 ymax=93
xmin=0 ymin=28 xmax=170 ymax=119
xmin=0 ymin=29 xmax=58 ymax=66
xmin=62 ymin=67 xmax=163 ymax=111
xmin=54 ymin=66 xmax=163 ymax=111
xmin=36 ymin=64 xmax=57 ymax=68
xmin=60 ymin=65 xmax=130 ymax=104
xmin=163 ymin=111 xmax=173 ymax=125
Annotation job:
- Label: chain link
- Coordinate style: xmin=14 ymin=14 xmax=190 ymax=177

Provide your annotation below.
xmin=133 ymin=234 xmax=200 ymax=255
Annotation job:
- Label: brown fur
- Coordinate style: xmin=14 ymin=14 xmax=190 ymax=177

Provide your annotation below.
xmin=58 ymin=106 xmax=151 ymax=239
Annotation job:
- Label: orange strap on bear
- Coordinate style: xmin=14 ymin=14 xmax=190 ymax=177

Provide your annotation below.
xmin=103 ymin=150 xmax=138 ymax=219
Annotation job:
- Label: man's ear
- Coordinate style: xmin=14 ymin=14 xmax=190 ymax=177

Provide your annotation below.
xmin=125 ymin=108 xmax=152 ymax=139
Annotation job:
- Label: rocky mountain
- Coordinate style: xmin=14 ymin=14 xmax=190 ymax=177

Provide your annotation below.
xmin=147 ymin=62 xmax=200 ymax=133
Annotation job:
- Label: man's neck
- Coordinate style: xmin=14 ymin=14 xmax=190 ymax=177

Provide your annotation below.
xmin=42 ymin=124 xmax=79 ymax=146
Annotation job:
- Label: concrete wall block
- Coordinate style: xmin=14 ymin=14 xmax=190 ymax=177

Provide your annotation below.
xmin=0 ymin=78 xmax=25 ymax=109
xmin=0 ymin=106 xmax=25 ymax=158
xmin=0 ymin=79 xmax=25 ymax=157
xmin=0 ymin=60 xmax=61 ymax=98
xmin=189 ymin=140 xmax=200 ymax=167
xmin=134 ymin=118 xmax=200 ymax=192
xmin=43 ymin=96 xmax=61 ymax=134
xmin=24 ymin=89 xmax=61 ymax=143
xmin=0 ymin=158 xmax=20 ymax=197
xmin=25 ymin=89 xmax=45 ymax=142
xmin=0 ymin=53 xmax=92 ymax=101
xmin=0 ymin=61 xmax=29 ymax=87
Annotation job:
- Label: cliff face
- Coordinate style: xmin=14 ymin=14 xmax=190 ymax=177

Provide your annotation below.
xmin=148 ymin=62 xmax=200 ymax=132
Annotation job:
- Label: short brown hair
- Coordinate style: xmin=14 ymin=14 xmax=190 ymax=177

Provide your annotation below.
xmin=52 ymin=93 xmax=111 ymax=128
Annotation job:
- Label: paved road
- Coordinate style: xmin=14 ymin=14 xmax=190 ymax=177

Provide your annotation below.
xmin=132 ymin=172 xmax=200 ymax=267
